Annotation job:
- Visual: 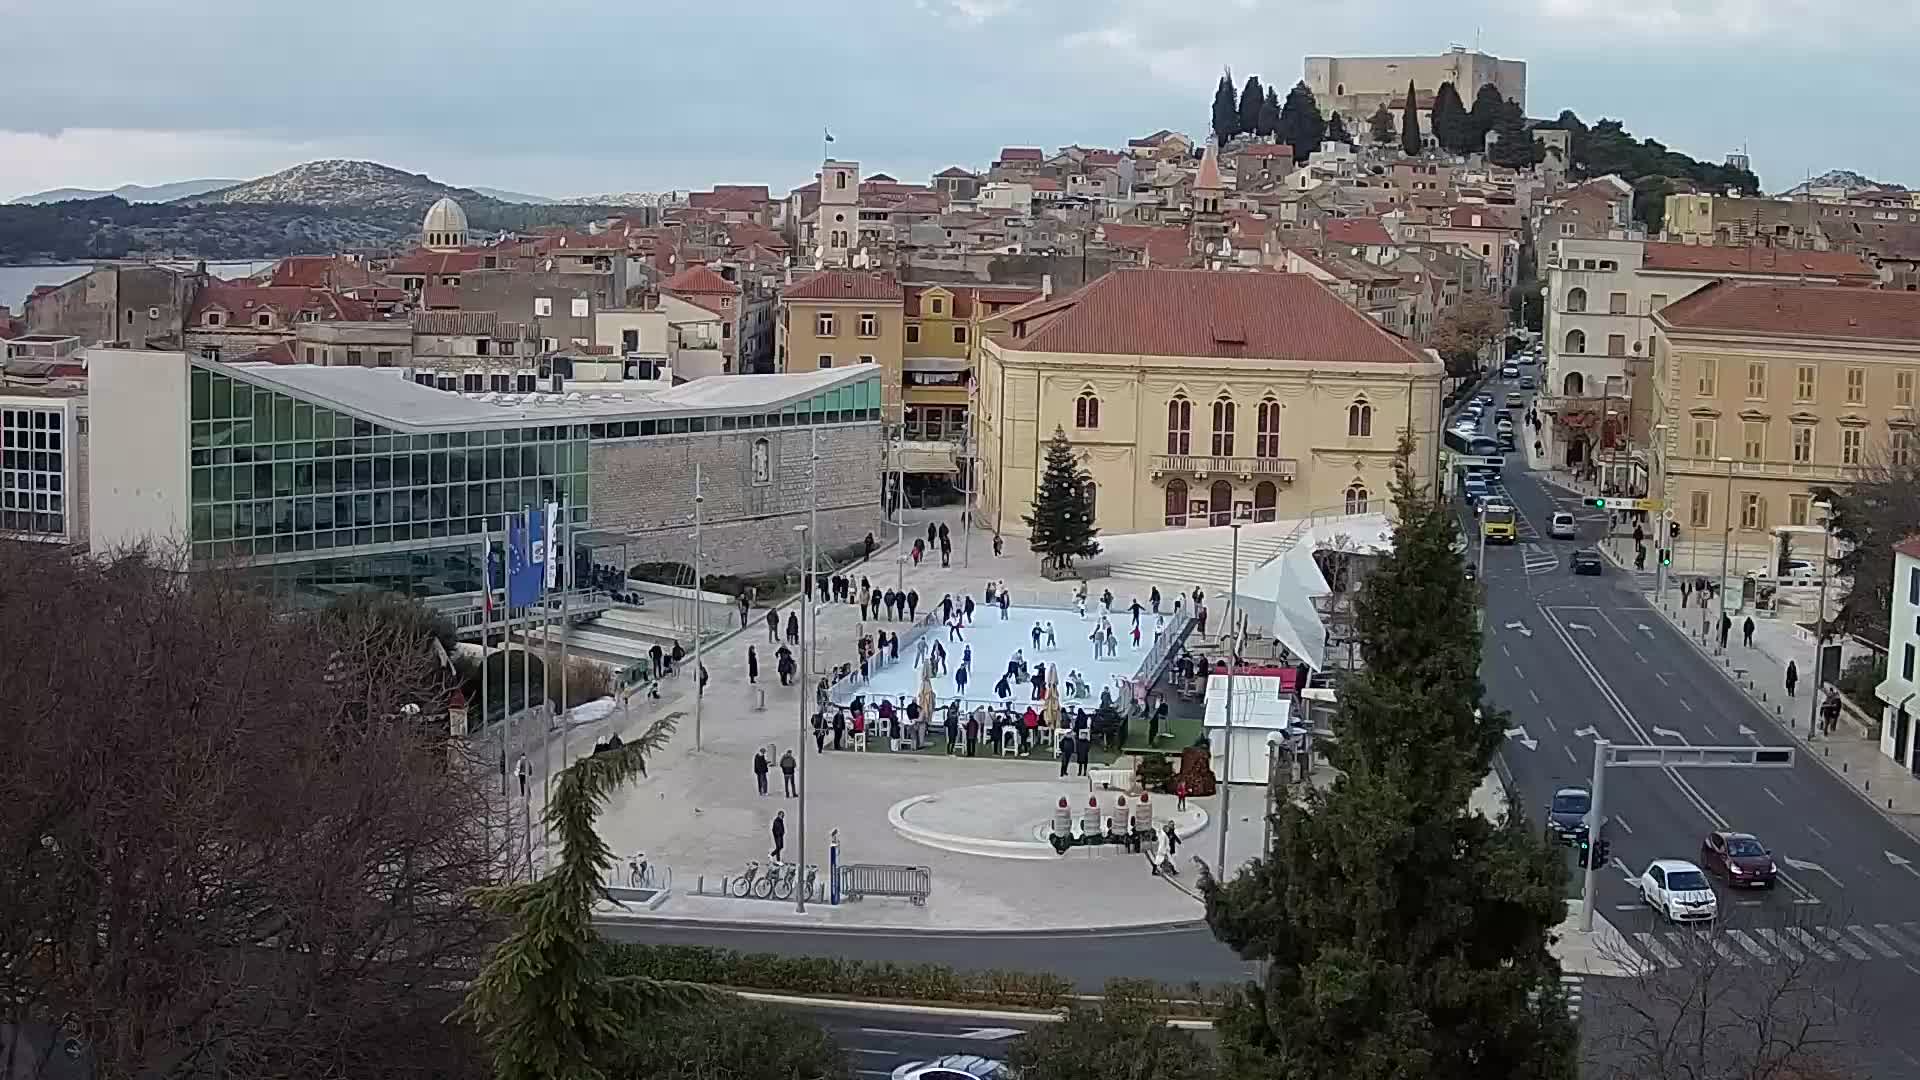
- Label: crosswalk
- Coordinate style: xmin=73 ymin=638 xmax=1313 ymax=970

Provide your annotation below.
xmin=1609 ymin=920 xmax=1920 ymax=972
xmin=1522 ymin=542 xmax=1559 ymax=575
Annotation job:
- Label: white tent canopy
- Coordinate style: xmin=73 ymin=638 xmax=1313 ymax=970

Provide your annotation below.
xmin=1202 ymin=674 xmax=1296 ymax=785
xmin=1231 ymin=513 xmax=1394 ymax=672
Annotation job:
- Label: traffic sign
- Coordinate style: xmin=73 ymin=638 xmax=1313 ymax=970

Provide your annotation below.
xmin=1586 ymin=497 xmax=1663 ymax=512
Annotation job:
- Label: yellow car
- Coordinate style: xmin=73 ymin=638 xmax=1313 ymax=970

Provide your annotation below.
xmin=1482 ymin=503 xmax=1517 ymax=544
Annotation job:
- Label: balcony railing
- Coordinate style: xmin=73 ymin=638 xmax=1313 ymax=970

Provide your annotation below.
xmin=1150 ymin=454 xmax=1298 ymax=481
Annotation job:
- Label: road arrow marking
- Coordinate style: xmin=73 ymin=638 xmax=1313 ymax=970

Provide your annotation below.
xmin=1781 ymin=856 xmax=1845 ymax=890
xmin=1738 ymin=724 xmax=1759 ymax=742
xmin=1613 ymin=857 xmax=1636 ymax=884
xmin=1504 ymin=726 xmax=1538 ymax=751
xmin=1567 ymin=621 xmax=1595 ymax=634
xmin=1505 ymin=620 xmax=1534 ymax=638
xmin=1652 ymin=726 xmax=1688 ymax=742
xmin=1573 ymin=726 xmax=1598 ymax=739
xmin=1637 ymin=623 xmax=1655 ymax=636
xmin=1888 ymin=851 xmax=1920 ymax=879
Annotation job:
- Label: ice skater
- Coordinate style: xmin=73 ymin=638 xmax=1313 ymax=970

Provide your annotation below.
xmin=1031 ymin=623 xmax=1043 ymax=650
xmin=949 ymin=613 xmax=965 ymax=641
xmin=1045 ymin=622 xmax=1057 ymax=649
xmin=1130 ymin=623 xmax=1141 ymax=648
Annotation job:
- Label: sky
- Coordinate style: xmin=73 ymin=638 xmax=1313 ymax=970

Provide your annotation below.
xmin=2 ymin=0 xmax=1915 ymax=203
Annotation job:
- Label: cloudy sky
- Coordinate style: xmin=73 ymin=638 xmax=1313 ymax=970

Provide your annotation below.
xmin=2 ymin=0 xmax=1913 ymax=202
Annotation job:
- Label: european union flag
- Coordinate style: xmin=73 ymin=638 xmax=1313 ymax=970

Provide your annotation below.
xmin=507 ymin=510 xmax=546 ymax=608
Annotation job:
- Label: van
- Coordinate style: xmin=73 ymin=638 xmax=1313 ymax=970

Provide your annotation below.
xmin=1549 ymin=511 xmax=1576 ymax=539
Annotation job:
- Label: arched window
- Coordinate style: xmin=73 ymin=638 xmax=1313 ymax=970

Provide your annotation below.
xmin=1563 ymin=372 xmax=1585 ymax=396
xmin=1075 ymin=391 xmax=1100 ymax=429
xmin=1166 ymin=396 xmax=1192 ymax=455
xmin=1254 ymin=480 xmax=1277 ymax=522
xmin=1209 ymin=480 xmax=1234 ymax=527
xmin=1566 ymin=287 xmax=1588 ymax=313
xmin=1211 ymin=395 xmax=1236 ymax=456
xmin=1345 ymin=482 xmax=1370 ymax=515
xmin=1165 ymin=478 xmax=1189 ymax=526
xmin=1347 ymin=398 xmax=1373 ymax=437
xmin=1565 ymin=328 xmax=1586 ymax=354
xmin=1256 ymin=397 xmax=1281 ymax=458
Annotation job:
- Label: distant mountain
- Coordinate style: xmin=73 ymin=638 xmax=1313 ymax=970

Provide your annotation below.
xmin=9 ymin=179 xmax=239 ymax=205
xmin=470 ymin=186 xmax=557 ymax=205
xmin=564 ymin=192 xmax=678 ymax=207
xmin=182 ymin=160 xmax=491 ymax=215
xmin=1775 ymin=169 xmax=1908 ymax=198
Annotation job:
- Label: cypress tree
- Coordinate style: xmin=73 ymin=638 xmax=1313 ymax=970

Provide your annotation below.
xmin=1277 ymin=80 xmax=1326 ymax=164
xmin=1325 ymin=111 xmax=1351 ymax=147
xmin=1238 ymin=75 xmax=1266 ymax=139
xmin=1259 ymin=85 xmax=1282 ymax=139
xmin=1212 ymin=71 xmax=1239 ymax=147
xmin=1023 ymin=427 xmax=1101 ymax=573
xmin=1430 ymin=81 xmax=1469 ymax=153
xmin=1468 ymin=82 xmax=1507 ymax=151
xmin=1367 ymin=103 xmax=1396 ymax=146
xmin=1399 ymin=80 xmax=1423 ymax=156
xmin=1202 ymin=443 xmax=1578 ymax=1080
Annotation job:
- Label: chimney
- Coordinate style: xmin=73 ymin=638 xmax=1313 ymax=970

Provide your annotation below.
xmin=1041 ymin=273 xmax=1053 ymax=299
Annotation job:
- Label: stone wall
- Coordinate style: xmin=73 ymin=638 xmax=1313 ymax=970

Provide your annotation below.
xmin=588 ymin=422 xmax=883 ymax=576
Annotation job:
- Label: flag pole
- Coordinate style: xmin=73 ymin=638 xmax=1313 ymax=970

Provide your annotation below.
xmin=693 ymin=464 xmax=705 ymax=751
xmin=540 ymin=501 xmax=554 ymax=871
xmin=559 ymin=498 xmax=571 ymax=774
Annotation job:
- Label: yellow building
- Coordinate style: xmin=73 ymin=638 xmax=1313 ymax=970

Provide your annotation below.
xmin=1650 ymin=280 xmax=1920 ymax=571
xmin=976 ymin=268 xmax=1445 ymax=537
xmin=901 ymin=283 xmax=1042 ymax=443
xmin=776 ymin=270 xmax=906 ymax=415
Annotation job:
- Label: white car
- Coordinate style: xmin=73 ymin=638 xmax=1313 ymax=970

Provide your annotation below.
xmin=1748 ymin=560 xmax=1818 ymax=583
xmin=1640 ymin=859 xmax=1718 ymax=923
xmin=1548 ymin=511 xmax=1576 ymax=539
xmin=893 ymin=1056 xmax=1012 ymax=1080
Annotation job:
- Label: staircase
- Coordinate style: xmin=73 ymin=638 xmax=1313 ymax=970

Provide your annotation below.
xmin=1106 ymin=531 xmax=1302 ymax=593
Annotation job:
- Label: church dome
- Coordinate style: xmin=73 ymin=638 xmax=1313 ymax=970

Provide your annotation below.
xmin=421 ymin=196 xmax=469 ymax=250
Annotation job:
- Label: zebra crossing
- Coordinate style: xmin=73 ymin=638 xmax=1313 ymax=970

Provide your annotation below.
xmin=1609 ymin=920 xmax=1920 ymax=972
xmin=1521 ymin=542 xmax=1559 ymax=575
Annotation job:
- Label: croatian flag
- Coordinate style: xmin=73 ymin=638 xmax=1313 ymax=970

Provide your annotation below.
xmin=482 ymin=537 xmax=495 ymax=614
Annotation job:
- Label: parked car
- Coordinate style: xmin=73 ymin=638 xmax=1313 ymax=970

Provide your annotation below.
xmin=1519 ymin=375 xmax=1536 ymax=389
xmin=1549 ymin=511 xmax=1577 ymax=539
xmin=1747 ymin=560 xmax=1818 ymax=583
xmin=1640 ymin=859 xmax=1719 ymax=923
xmin=1545 ymin=786 xmax=1591 ymax=844
xmin=1699 ymin=830 xmax=1777 ymax=888
xmin=893 ymin=1057 xmax=1012 ymax=1080
xmin=1571 ymin=549 xmax=1605 ymax=575
xmin=1500 ymin=364 xmax=1520 ymax=379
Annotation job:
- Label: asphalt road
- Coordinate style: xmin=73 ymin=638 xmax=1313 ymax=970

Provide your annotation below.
xmin=1467 ymin=377 xmax=1920 ymax=1077
xmin=783 ymin=1002 xmax=1038 ymax=1079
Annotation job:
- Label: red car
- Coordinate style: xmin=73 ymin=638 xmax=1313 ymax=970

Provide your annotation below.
xmin=1699 ymin=830 xmax=1777 ymax=888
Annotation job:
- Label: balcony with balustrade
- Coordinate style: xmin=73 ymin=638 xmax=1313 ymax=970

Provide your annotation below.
xmin=1149 ymin=454 xmax=1298 ymax=482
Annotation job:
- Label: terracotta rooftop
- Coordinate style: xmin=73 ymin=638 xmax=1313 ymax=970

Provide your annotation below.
xmin=997 ymin=147 xmax=1044 ymax=162
xmin=1000 ymin=268 xmax=1427 ymax=363
xmin=268 ymin=255 xmax=377 ymax=290
xmin=783 ymin=270 xmax=904 ymax=303
xmin=660 ymin=263 xmax=740 ymax=295
xmin=1325 ymin=217 xmax=1394 ymax=247
xmin=1234 ymin=143 xmax=1295 ymax=159
xmin=1443 ymin=205 xmax=1524 ymax=231
xmin=1895 ymin=535 xmax=1920 ymax=561
xmin=1195 ymin=144 xmax=1223 ymax=191
xmin=1640 ymin=242 xmax=1875 ymax=280
xmin=421 ymin=285 xmax=461 ymax=310
xmin=413 ymin=311 xmax=499 ymax=337
xmin=1096 ymin=223 xmax=1192 ymax=267
xmin=238 ymin=341 xmax=299 ymax=365
xmin=935 ymin=166 xmax=976 ymax=179
xmin=387 ymin=249 xmax=488 ymax=275
xmin=190 ymin=283 xmax=371 ymax=323
xmin=1657 ymin=280 xmax=1920 ymax=341
xmin=904 ymin=283 xmax=1044 ymax=318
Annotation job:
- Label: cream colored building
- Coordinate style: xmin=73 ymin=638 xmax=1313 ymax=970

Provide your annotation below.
xmin=1650 ymin=281 xmax=1920 ymax=572
xmin=776 ymin=268 xmax=906 ymax=415
xmin=1304 ymin=47 xmax=1526 ymax=122
xmin=976 ymin=268 xmax=1444 ymax=538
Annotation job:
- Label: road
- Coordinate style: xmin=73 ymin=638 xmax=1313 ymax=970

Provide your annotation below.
xmin=1466 ymin=376 xmax=1920 ymax=1076
xmin=783 ymin=1001 xmax=1041 ymax=1079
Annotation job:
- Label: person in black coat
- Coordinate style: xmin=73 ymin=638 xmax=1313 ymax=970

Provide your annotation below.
xmin=770 ymin=811 xmax=786 ymax=860
xmin=907 ymin=589 xmax=920 ymax=620
xmin=1074 ymin=730 xmax=1091 ymax=776
xmin=747 ymin=645 xmax=759 ymax=684
xmin=1058 ymin=731 xmax=1074 ymax=777
xmin=752 ymin=750 xmax=769 ymax=796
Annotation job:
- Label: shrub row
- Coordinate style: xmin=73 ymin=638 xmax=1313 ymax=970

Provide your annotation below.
xmin=602 ymin=943 xmax=1077 ymax=1010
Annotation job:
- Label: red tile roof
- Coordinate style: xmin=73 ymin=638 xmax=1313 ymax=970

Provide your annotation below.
xmin=904 ymin=283 xmax=1044 ymax=318
xmin=1195 ymin=144 xmax=1223 ymax=191
xmin=387 ymin=249 xmax=488 ymax=275
xmin=1657 ymin=280 xmax=1920 ymax=340
xmin=1097 ymin=223 xmax=1192 ymax=268
xmin=783 ymin=270 xmax=904 ymax=303
xmin=1235 ymin=143 xmax=1295 ymax=159
xmin=421 ymin=285 xmax=461 ymax=309
xmin=660 ymin=263 xmax=740 ymax=296
xmin=998 ymin=147 xmax=1043 ymax=162
xmin=190 ymin=283 xmax=371 ymax=324
xmin=1895 ymin=535 xmax=1920 ymax=561
xmin=1031 ymin=177 xmax=1061 ymax=192
xmin=689 ymin=185 xmax=771 ymax=212
xmin=1325 ymin=217 xmax=1393 ymax=247
xmin=1640 ymin=242 xmax=1875 ymax=280
xmin=238 ymin=341 xmax=300 ymax=365
xmin=1085 ymin=150 xmax=1123 ymax=166
xmin=269 ymin=255 xmax=376 ymax=289
xmin=1001 ymin=268 xmax=1426 ymax=363
xmin=1443 ymin=205 xmax=1523 ymax=231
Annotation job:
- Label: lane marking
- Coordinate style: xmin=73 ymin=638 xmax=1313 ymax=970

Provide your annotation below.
xmin=1564 ymin=745 xmax=1578 ymax=765
xmin=1764 ymin=786 xmax=1784 ymax=805
xmin=1701 ymin=933 xmax=1747 ymax=966
xmin=1529 ymin=688 xmax=1541 ymax=704
xmin=1847 ymin=925 xmax=1903 ymax=959
xmin=1544 ymin=714 xmax=1558 ymax=732
xmin=1699 ymin=723 xmax=1717 ymax=741
xmin=1678 ymin=698 xmax=1693 ymax=712
xmin=1515 ymin=665 xmax=1526 ymax=679
xmin=1501 ymin=643 xmax=1511 ymax=657
xmin=1808 ymin=825 xmax=1832 ymax=846
xmin=1755 ymin=928 xmax=1805 ymax=962
xmin=1818 ymin=927 xmax=1872 ymax=961
xmin=1876 ymin=923 xmax=1920 ymax=955
xmin=1634 ymin=650 xmax=1647 ymax=664
xmin=1655 ymin=671 xmax=1669 ymax=685
xmin=1612 ymin=815 xmax=1633 ymax=834
xmin=1785 ymin=927 xmax=1840 ymax=961
xmin=1633 ymin=931 xmax=1682 ymax=969
xmin=1727 ymin=929 xmax=1774 ymax=964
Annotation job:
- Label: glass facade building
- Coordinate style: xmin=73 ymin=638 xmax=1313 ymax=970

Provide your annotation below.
xmin=0 ymin=401 xmax=71 ymax=540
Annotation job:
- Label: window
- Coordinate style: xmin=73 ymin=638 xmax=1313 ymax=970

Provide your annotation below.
xmin=1842 ymin=427 xmax=1863 ymax=465
xmin=1163 ymin=480 xmax=1190 ymax=525
xmin=376 ymin=350 xmax=394 ymax=366
xmin=1789 ymin=493 xmax=1810 ymax=527
xmin=1845 ymin=367 xmax=1866 ymax=404
xmin=255 ymin=312 xmax=272 ymax=328
xmin=1344 ymin=482 xmax=1370 ymax=515
xmin=1166 ymin=396 xmax=1192 ymax=455
xmin=1697 ymin=359 xmax=1717 ymax=396
xmin=1650 ymin=293 xmax=1669 ymax=312
xmin=1347 ymin=398 xmax=1373 ymax=437
xmin=1256 ymin=397 xmax=1281 ymax=458
xmin=1740 ymin=492 xmax=1765 ymax=531
xmin=1689 ymin=491 xmax=1710 ymax=528
xmin=1792 ymin=425 xmax=1813 ymax=463
xmin=1608 ymin=291 xmax=1628 ymax=315
xmin=204 ymin=311 xmax=223 ymax=327
xmin=1211 ymin=396 xmax=1236 ymax=456
xmin=1565 ymin=287 xmax=1587 ymax=313
xmin=1691 ymin=418 xmax=1715 ymax=458
xmin=1607 ymin=334 xmax=1626 ymax=357
xmin=818 ymin=354 xmax=833 ymax=369
xmin=858 ymin=312 xmax=877 ymax=337
xmin=1911 ymin=566 xmax=1920 ymax=606
xmin=346 ymin=349 xmax=363 ymax=366
xmin=750 ymin=437 xmax=772 ymax=485
xmin=1906 ymin=644 xmax=1916 ymax=683
xmin=534 ymin=297 xmax=552 ymax=317
xmin=1795 ymin=364 xmax=1816 ymax=403
xmin=835 ymin=171 xmax=848 ymax=190
xmin=1254 ymin=481 xmax=1277 ymax=522
xmin=905 ymin=324 xmax=920 ymax=344
xmin=1074 ymin=391 xmax=1100 ymax=429
xmin=1900 ymin=370 xmax=1916 ymax=407
xmin=816 ymin=312 xmax=836 ymax=337
xmin=1896 ymin=429 xmax=1913 ymax=467
xmin=858 ymin=354 xmax=874 ymax=365
xmin=1564 ymin=329 xmax=1585 ymax=354
xmin=1742 ymin=421 xmax=1766 ymax=460
xmin=931 ymin=297 xmax=944 ymax=315
xmin=1741 ymin=361 xmax=1767 ymax=399
xmin=953 ymin=326 xmax=968 ymax=344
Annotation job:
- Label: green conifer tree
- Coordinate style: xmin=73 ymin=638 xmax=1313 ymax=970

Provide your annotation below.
xmin=1430 ymin=81 xmax=1469 ymax=153
xmin=1237 ymin=75 xmax=1265 ymax=139
xmin=1212 ymin=71 xmax=1239 ymax=147
xmin=1023 ymin=427 xmax=1101 ymax=573
xmin=1367 ymin=103 xmax=1396 ymax=146
xmin=1400 ymin=81 xmax=1423 ymax=156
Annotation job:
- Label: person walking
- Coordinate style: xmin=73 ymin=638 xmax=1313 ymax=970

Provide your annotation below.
xmin=1150 ymin=586 xmax=1162 ymax=614
xmin=992 ymin=534 xmax=1003 ymax=557
xmin=833 ymin=709 xmax=846 ymax=751
xmin=1718 ymin=614 xmax=1731 ymax=650
xmin=940 ymin=537 xmax=951 ymax=567
xmin=1174 ymin=778 xmax=1188 ymax=811
xmin=938 ymin=521 xmax=950 ymax=547
xmin=1681 ymin=578 xmax=1692 ymax=607
xmin=698 ymin=662 xmax=710 ymax=697
xmin=780 ymin=749 xmax=797 ymax=797
xmin=864 ymin=532 xmax=876 ymax=563
xmin=999 ymin=591 xmax=1010 ymax=620
xmin=649 ymin=642 xmax=664 ymax=680
xmin=770 ymin=810 xmax=786 ymax=861
xmin=747 ymin=645 xmax=759 ymax=685
xmin=787 ymin=611 xmax=801 ymax=645
xmin=941 ymin=594 xmax=954 ymax=623
xmin=1785 ymin=659 xmax=1799 ymax=698
xmin=737 ymin=592 xmax=750 ymax=629
xmin=514 ymin=754 xmax=531 ymax=798
xmin=912 ymin=540 xmax=923 ymax=567
xmin=1742 ymin=616 xmax=1755 ymax=649
xmin=963 ymin=596 xmax=976 ymax=624
xmin=1058 ymin=731 xmax=1074 ymax=777
xmin=907 ymin=588 xmax=919 ymax=620
xmin=1074 ymin=728 xmax=1091 ymax=776
xmin=752 ymin=749 xmax=770 ymax=796
xmin=1129 ymin=598 xmax=1143 ymax=627
xmin=927 ymin=521 xmax=938 ymax=548
xmin=955 ymin=663 xmax=970 ymax=698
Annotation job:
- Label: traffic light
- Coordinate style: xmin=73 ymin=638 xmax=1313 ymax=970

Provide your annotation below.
xmin=1660 ymin=548 xmax=1672 ymax=566
xmin=1586 ymin=497 xmax=1607 ymax=509
xmin=1575 ymin=835 xmax=1592 ymax=868
xmin=1593 ymin=838 xmax=1612 ymax=867
xmin=1669 ymin=520 xmax=1681 ymax=540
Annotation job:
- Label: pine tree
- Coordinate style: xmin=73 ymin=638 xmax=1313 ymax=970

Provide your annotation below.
xmin=1430 ymin=81 xmax=1469 ymax=154
xmin=1201 ymin=442 xmax=1579 ymax=1080
xmin=1023 ymin=427 xmax=1101 ymax=573
xmin=1367 ymin=103 xmax=1396 ymax=146
xmin=1237 ymin=75 xmax=1265 ymax=139
xmin=1212 ymin=71 xmax=1239 ymax=148
xmin=1276 ymin=80 xmax=1326 ymax=164
xmin=1468 ymin=82 xmax=1507 ymax=151
xmin=1487 ymin=98 xmax=1545 ymax=169
xmin=1399 ymin=80 xmax=1423 ymax=156
xmin=1259 ymin=85 xmax=1282 ymax=139
xmin=1324 ymin=111 xmax=1351 ymax=146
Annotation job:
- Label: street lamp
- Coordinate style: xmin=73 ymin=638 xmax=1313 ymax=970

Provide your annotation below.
xmin=1216 ymin=520 xmax=1243 ymax=874
xmin=1716 ymin=455 xmax=1735 ymax=644
xmin=1808 ymin=500 xmax=1834 ymax=738
xmin=692 ymin=465 xmax=705 ymax=751
xmin=1651 ymin=423 xmax=1669 ymax=597
xmin=793 ymin=520 xmax=813 ymax=912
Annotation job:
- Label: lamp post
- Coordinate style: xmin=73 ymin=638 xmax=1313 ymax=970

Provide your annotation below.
xmin=1717 ymin=456 xmax=1735 ymax=641
xmin=692 ymin=464 xmax=705 ymax=752
xmin=1216 ymin=520 xmax=1243 ymax=874
xmin=1651 ymin=423 xmax=1669 ymax=598
xmin=793 ymin=522 xmax=813 ymax=911
xmin=1808 ymin=500 xmax=1833 ymax=738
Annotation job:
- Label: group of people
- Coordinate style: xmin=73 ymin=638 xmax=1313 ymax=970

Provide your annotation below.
xmin=914 ymin=521 xmax=956 ymax=568
xmin=751 ymin=746 xmax=799 ymax=797
xmin=808 ymin=693 xmax=929 ymax=752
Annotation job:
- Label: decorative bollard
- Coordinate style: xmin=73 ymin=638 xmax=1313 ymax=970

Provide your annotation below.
xmin=1081 ymin=796 xmax=1100 ymax=841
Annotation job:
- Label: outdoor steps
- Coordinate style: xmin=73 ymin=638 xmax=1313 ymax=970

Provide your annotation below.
xmin=562 ymin=641 xmax=650 ymax=670
xmin=593 ymin=607 xmax=696 ymax=644
xmin=565 ymin=627 xmax=662 ymax=662
xmin=1107 ymin=533 xmax=1299 ymax=593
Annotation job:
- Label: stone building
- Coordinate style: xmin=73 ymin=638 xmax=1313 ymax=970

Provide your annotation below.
xmin=1304 ymin=47 xmax=1526 ymax=123
xmin=24 ymin=264 xmax=200 ymax=350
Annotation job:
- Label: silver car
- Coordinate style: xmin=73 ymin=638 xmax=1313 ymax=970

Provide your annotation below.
xmin=1549 ymin=511 xmax=1576 ymax=539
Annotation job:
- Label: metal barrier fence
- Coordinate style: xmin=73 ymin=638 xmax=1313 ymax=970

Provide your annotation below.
xmin=837 ymin=862 xmax=932 ymax=905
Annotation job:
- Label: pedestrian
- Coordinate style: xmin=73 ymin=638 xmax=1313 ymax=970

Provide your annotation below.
xmin=955 ymin=663 xmax=970 ymax=697
xmin=748 ymin=645 xmax=759 ymax=684
xmin=942 ymin=594 xmax=954 ymax=623
xmin=1129 ymin=598 xmax=1143 ymax=626
xmin=859 ymin=589 xmax=871 ymax=621
xmin=908 ymin=588 xmax=920 ymax=620
xmin=833 ymin=709 xmax=846 ymax=750
xmin=1718 ymin=614 xmax=1731 ymax=650
xmin=1131 ymin=623 xmax=1141 ymax=648
xmin=649 ymin=642 xmax=664 ymax=679
xmin=766 ymin=608 xmax=779 ymax=642
xmin=992 ymin=534 xmax=1003 ymax=557
xmin=1162 ymin=819 xmax=1179 ymax=860
xmin=669 ymin=641 xmax=685 ymax=675
xmin=938 ymin=521 xmax=950 ymax=545
xmin=738 ymin=592 xmax=750 ymax=629
xmin=999 ymin=591 xmax=1010 ymax=619
xmin=927 ymin=521 xmax=938 ymax=547
xmin=1148 ymin=696 xmax=1160 ymax=742
xmin=941 ymin=538 xmax=951 ymax=567
xmin=945 ymin=703 xmax=960 ymax=752
xmin=780 ymin=748 xmax=797 ymax=797
xmin=787 ymin=611 xmax=800 ymax=645
xmin=864 ymin=532 xmax=876 ymax=562
xmin=698 ymin=662 xmax=710 ymax=696
xmin=770 ymin=810 xmax=786 ymax=860
xmin=1786 ymin=660 xmax=1799 ymax=698
xmin=889 ymin=633 xmax=899 ymax=663
xmin=1075 ymin=728 xmax=1091 ymax=776
xmin=514 ymin=754 xmax=530 ymax=798
xmin=912 ymin=541 xmax=923 ymax=567
xmin=804 ymin=570 xmax=815 ymax=600
xmin=753 ymin=749 xmax=770 ymax=796
xmin=1175 ymin=778 xmax=1188 ymax=811
xmin=1742 ymin=616 xmax=1755 ymax=649
xmin=1681 ymin=579 xmax=1692 ymax=606
xmin=964 ymin=596 xmax=976 ymax=624
xmin=964 ymin=713 xmax=979 ymax=756
xmin=949 ymin=614 xmax=965 ymax=642
xmin=1032 ymin=623 xmax=1043 ymax=650
xmin=1101 ymin=588 xmax=1113 ymax=613
xmin=1058 ymin=731 xmax=1074 ymax=776
xmin=813 ymin=710 xmax=827 ymax=752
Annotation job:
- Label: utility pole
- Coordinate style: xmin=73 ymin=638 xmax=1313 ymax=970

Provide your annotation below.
xmin=1216 ymin=521 xmax=1243 ymax=873
xmin=692 ymin=465 xmax=705 ymax=751
xmin=1808 ymin=501 xmax=1834 ymax=737
xmin=1580 ymin=738 xmax=1607 ymax=932
xmin=796 ymin=430 xmax=820 ymax=912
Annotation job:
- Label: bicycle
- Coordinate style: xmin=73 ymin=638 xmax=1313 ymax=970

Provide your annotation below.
xmin=772 ymin=861 xmax=797 ymax=901
xmin=752 ymin=859 xmax=785 ymax=900
xmin=625 ymin=853 xmax=655 ymax=890
xmin=728 ymin=860 xmax=760 ymax=898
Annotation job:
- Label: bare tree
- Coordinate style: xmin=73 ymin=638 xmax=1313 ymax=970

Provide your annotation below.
xmin=1815 ymin=446 xmax=1920 ymax=646
xmin=0 ymin=545 xmax=499 ymax=1079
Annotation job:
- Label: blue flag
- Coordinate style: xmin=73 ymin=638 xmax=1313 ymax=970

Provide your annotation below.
xmin=507 ymin=511 xmax=546 ymax=608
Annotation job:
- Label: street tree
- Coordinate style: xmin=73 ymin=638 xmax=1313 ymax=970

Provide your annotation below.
xmin=1487 ymin=98 xmax=1545 ymax=169
xmin=1259 ymin=85 xmax=1282 ymax=139
xmin=1368 ymin=103 xmax=1396 ymax=146
xmin=1431 ymin=292 xmax=1508 ymax=376
xmin=0 ymin=546 xmax=493 ymax=1079
xmin=1238 ymin=75 xmax=1266 ymax=139
xmin=1024 ymin=426 xmax=1102 ymax=573
xmin=1325 ymin=111 xmax=1352 ymax=146
xmin=1430 ymin=81 xmax=1470 ymax=153
xmin=1212 ymin=71 xmax=1239 ymax=146
xmin=1814 ymin=450 xmax=1920 ymax=645
xmin=1201 ymin=443 xmax=1578 ymax=1080
xmin=1400 ymin=80 xmax=1423 ymax=156
xmin=1277 ymin=81 xmax=1327 ymax=163
xmin=1468 ymin=83 xmax=1507 ymax=149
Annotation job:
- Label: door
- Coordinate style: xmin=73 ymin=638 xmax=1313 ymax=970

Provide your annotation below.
xmin=1896 ymin=706 xmax=1911 ymax=768
xmin=1209 ymin=480 xmax=1233 ymax=527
